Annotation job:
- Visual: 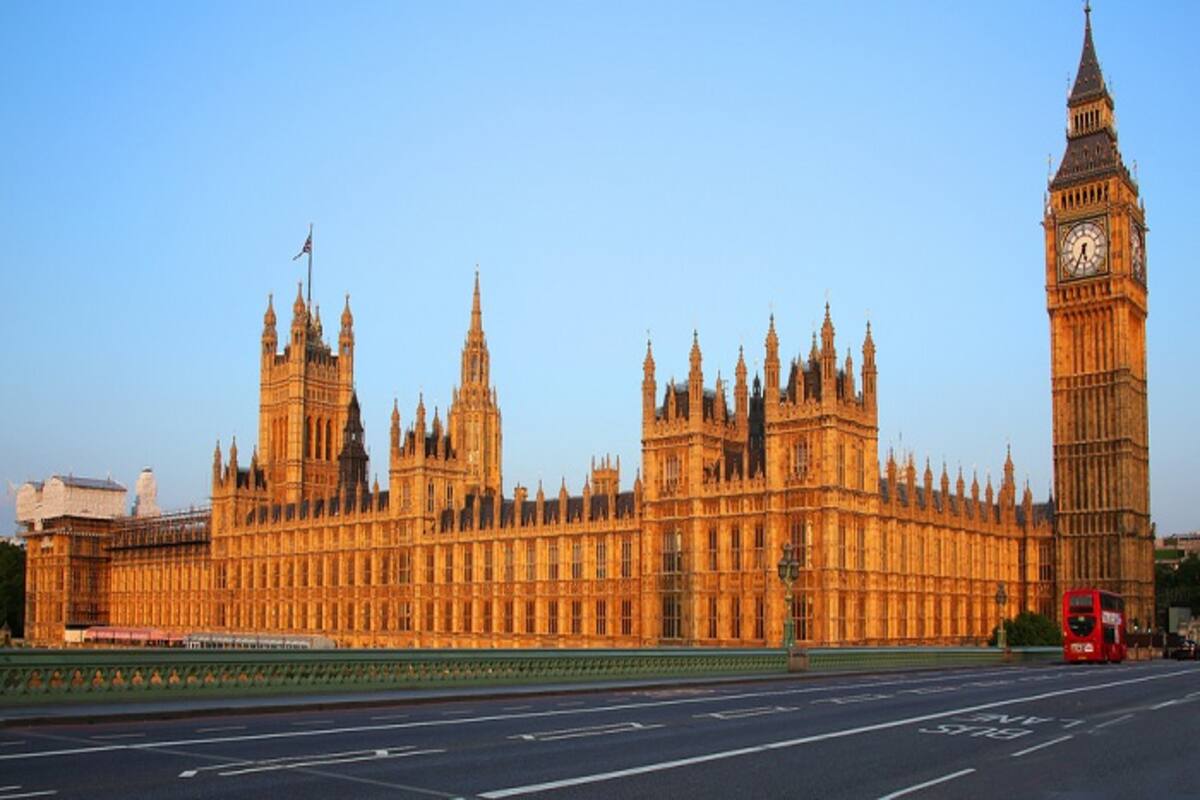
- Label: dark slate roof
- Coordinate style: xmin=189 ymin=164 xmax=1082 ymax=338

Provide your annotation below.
xmin=616 ymin=491 xmax=636 ymax=518
xmin=53 ymin=475 xmax=126 ymax=492
xmin=590 ymin=495 xmax=609 ymax=520
xmin=1051 ymin=129 xmax=1123 ymax=189
xmin=1069 ymin=12 xmax=1107 ymax=104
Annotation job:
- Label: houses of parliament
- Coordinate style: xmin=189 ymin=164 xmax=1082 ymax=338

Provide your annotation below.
xmin=21 ymin=9 xmax=1155 ymax=648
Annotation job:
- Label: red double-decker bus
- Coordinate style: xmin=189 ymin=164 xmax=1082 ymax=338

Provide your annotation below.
xmin=1063 ymin=589 xmax=1126 ymax=663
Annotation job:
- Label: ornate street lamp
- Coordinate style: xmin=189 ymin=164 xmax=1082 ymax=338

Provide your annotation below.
xmin=777 ymin=542 xmax=800 ymax=649
xmin=995 ymin=581 xmax=1009 ymax=650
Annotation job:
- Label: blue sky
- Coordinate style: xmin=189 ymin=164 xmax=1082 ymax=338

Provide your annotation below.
xmin=1 ymin=2 xmax=1196 ymax=536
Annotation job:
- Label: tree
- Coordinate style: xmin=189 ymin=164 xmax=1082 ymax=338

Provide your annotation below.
xmin=0 ymin=539 xmax=25 ymax=640
xmin=1156 ymin=553 xmax=1200 ymax=629
xmin=989 ymin=611 xmax=1062 ymax=647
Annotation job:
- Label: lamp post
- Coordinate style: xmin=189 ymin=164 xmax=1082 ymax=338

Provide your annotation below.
xmin=995 ymin=581 xmax=1009 ymax=650
xmin=777 ymin=542 xmax=800 ymax=649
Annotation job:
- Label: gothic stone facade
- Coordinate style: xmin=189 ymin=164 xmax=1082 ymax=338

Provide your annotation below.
xmin=23 ymin=9 xmax=1153 ymax=647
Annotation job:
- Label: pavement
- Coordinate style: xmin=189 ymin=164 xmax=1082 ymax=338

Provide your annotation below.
xmin=0 ymin=659 xmax=1197 ymax=799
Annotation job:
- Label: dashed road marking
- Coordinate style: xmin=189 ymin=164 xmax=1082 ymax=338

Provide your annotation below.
xmin=510 ymin=721 xmax=663 ymax=742
xmin=1010 ymin=734 xmax=1074 ymax=758
xmin=1091 ymin=713 xmax=1133 ymax=730
xmin=877 ymin=768 xmax=976 ymax=799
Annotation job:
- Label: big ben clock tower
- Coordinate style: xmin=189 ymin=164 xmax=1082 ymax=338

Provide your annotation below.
xmin=1045 ymin=4 xmax=1153 ymax=626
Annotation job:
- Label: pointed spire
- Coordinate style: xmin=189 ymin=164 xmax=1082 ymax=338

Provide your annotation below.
xmin=863 ymin=321 xmax=875 ymax=361
xmin=643 ymin=337 xmax=655 ymax=377
xmin=291 ymin=282 xmax=306 ymax=328
xmin=820 ymin=302 xmax=835 ymax=356
xmin=470 ymin=268 xmax=483 ymax=333
xmin=809 ymin=332 xmax=820 ymax=365
xmin=689 ymin=329 xmax=702 ymax=373
xmin=764 ymin=314 xmax=780 ymax=393
xmin=390 ymin=399 xmax=401 ymax=451
xmin=1069 ymin=1 xmax=1107 ymax=104
xmin=263 ymin=293 xmax=276 ymax=329
xmin=340 ymin=293 xmax=353 ymax=331
xmin=212 ymin=439 xmax=223 ymax=484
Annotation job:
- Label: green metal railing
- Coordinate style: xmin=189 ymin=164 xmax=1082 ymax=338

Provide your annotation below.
xmin=796 ymin=646 xmax=1061 ymax=672
xmin=0 ymin=648 xmax=785 ymax=704
xmin=0 ymin=646 xmax=1061 ymax=705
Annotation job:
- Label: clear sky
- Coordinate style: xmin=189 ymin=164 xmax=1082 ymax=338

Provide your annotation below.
xmin=1 ymin=2 xmax=1197 ymax=536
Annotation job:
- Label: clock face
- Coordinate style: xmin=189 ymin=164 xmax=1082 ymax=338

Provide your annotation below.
xmin=1060 ymin=220 xmax=1108 ymax=279
xmin=1130 ymin=220 xmax=1146 ymax=283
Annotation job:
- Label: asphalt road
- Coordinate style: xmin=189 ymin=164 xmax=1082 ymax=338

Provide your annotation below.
xmin=1 ymin=660 xmax=1197 ymax=799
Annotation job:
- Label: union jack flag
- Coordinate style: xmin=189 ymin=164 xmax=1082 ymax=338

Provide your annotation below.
xmin=292 ymin=232 xmax=312 ymax=261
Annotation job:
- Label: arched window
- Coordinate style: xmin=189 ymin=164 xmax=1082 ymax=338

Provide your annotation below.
xmin=305 ymin=417 xmax=312 ymax=458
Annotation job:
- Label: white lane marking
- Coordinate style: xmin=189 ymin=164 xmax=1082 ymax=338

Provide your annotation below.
xmin=290 ymin=719 xmax=334 ymax=726
xmin=693 ymin=706 xmax=797 ymax=720
xmin=1060 ymin=718 xmax=1085 ymax=728
xmin=218 ymin=748 xmax=444 ymax=777
xmin=876 ymin=768 xmax=976 ymax=799
xmin=195 ymin=726 xmax=245 ymax=734
xmin=89 ymin=733 xmax=145 ymax=740
xmin=476 ymin=670 xmax=1195 ymax=799
xmin=1091 ymin=713 xmax=1133 ymax=730
xmin=1010 ymin=734 xmax=1074 ymax=757
xmin=812 ymin=693 xmax=891 ymax=705
xmin=3 ymin=665 xmax=1183 ymax=763
xmin=0 ymin=791 xmax=57 ymax=799
xmin=556 ymin=701 xmax=585 ymax=707
xmin=179 ymin=746 xmax=419 ymax=778
xmin=1150 ymin=690 xmax=1200 ymax=710
xmin=510 ymin=722 xmax=662 ymax=742
xmin=370 ymin=714 xmax=409 ymax=721
xmin=0 ymin=787 xmax=19 ymax=792
xmin=897 ymin=686 xmax=956 ymax=695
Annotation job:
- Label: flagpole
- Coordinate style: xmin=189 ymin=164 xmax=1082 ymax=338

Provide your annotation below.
xmin=306 ymin=222 xmax=313 ymax=313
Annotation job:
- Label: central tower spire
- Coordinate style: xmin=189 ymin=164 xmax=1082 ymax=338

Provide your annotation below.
xmin=450 ymin=269 xmax=503 ymax=497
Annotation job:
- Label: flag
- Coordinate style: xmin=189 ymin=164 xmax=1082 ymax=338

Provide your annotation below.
xmin=292 ymin=232 xmax=312 ymax=261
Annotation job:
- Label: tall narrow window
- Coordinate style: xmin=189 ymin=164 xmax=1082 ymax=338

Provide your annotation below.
xmin=596 ymin=540 xmax=607 ymax=580
xmin=731 ymin=525 xmax=742 ymax=571
xmin=621 ymin=599 xmax=633 ymax=636
xmin=596 ymin=600 xmax=607 ymax=636
xmin=708 ymin=597 xmax=718 ymax=639
xmin=753 ymin=524 xmax=765 ymax=569
xmin=571 ymin=540 xmax=583 ymax=580
xmin=662 ymin=530 xmax=682 ymax=574
xmin=793 ymin=439 xmax=808 ymax=478
xmin=548 ymin=542 xmax=559 ymax=580
xmin=731 ymin=596 xmax=742 ymax=639
xmin=661 ymin=595 xmax=681 ymax=639
xmin=621 ymin=537 xmax=632 ymax=578
xmin=707 ymin=527 xmax=718 ymax=571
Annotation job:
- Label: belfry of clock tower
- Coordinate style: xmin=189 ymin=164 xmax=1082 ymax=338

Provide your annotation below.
xmin=1044 ymin=5 xmax=1153 ymax=625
